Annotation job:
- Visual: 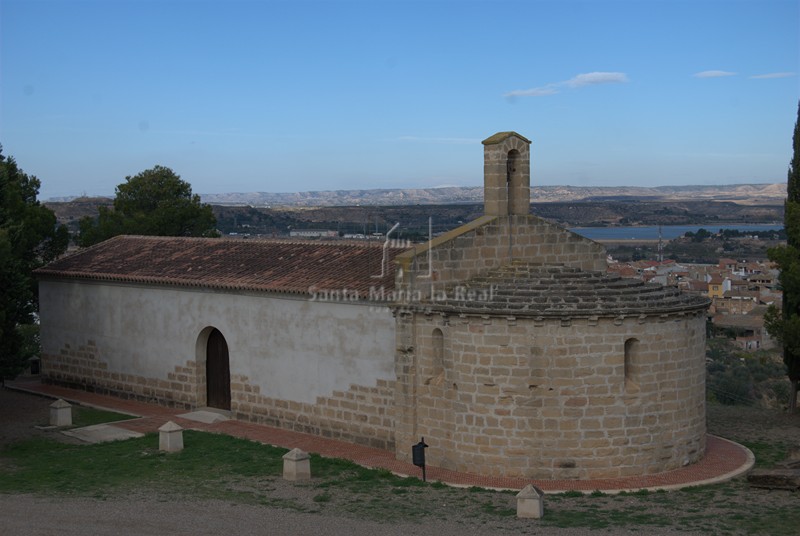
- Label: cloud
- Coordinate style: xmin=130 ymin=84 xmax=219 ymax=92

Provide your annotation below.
xmin=749 ymin=72 xmax=796 ymax=79
xmin=565 ymin=72 xmax=629 ymax=88
xmin=504 ymin=71 xmax=628 ymax=98
xmin=504 ymin=86 xmax=560 ymax=98
xmin=693 ymin=70 xmax=737 ymax=78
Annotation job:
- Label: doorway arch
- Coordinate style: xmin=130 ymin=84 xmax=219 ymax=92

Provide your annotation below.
xmin=206 ymin=328 xmax=231 ymax=410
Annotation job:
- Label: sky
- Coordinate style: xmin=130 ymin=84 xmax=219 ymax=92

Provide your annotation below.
xmin=1 ymin=0 xmax=799 ymax=200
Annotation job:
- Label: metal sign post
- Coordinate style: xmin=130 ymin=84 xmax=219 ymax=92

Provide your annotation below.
xmin=412 ymin=437 xmax=428 ymax=482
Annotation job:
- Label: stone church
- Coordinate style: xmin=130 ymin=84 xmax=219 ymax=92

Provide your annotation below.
xmin=36 ymin=132 xmax=710 ymax=480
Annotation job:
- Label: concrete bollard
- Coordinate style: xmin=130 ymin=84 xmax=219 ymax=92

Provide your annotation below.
xmin=282 ymin=448 xmax=311 ymax=481
xmin=49 ymin=399 xmax=72 ymax=427
xmin=516 ymin=484 xmax=545 ymax=519
xmin=158 ymin=421 xmax=184 ymax=452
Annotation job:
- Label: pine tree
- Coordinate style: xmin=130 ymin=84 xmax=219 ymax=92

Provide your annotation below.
xmin=766 ymin=101 xmax=800 ymax=413
xmin=0 ymin=148 xmax=69 ymax=380
xmin=78 ymin=165 xmax=218 ymax=247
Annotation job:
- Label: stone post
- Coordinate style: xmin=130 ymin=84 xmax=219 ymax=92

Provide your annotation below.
xmin=516 ymin=484 xmax=545 ymax=519
xmin=158 ymin=421 xmax=184 ymax=452
xmin=282 ymin=448 xmax=311 ymax=481
xmin=49 ymin=399 xmax=72 ymax=427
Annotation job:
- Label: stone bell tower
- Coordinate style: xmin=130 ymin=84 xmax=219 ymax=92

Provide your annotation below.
xmin=482 ymin=131 xmax=532 ymax=216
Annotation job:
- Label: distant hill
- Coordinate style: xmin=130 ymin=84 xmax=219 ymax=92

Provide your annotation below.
xmin=46 ymin=183 xmax=784 ymax=207
xmin=197 ymin=183 xmax=785 ymax=207
xmin=46 ymin=186 xmax=785 ymax=238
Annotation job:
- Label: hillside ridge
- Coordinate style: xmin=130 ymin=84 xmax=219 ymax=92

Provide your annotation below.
xmin=47 ymin=183 xmax=785 ymax=206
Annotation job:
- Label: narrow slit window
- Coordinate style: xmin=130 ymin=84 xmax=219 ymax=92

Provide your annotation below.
xmin=624 ymin=337 xmax=640 ymax=392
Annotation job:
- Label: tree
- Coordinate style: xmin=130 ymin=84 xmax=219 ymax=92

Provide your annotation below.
xmin=691 ymin=228 xmax=712 ymax=243
xmin=766 ymin=101 xmax=800 ymax=413
xmin=78 ymin=165 xmax=218 ymax=247
xmin=0 ymin=148 xmax=69 ymax=380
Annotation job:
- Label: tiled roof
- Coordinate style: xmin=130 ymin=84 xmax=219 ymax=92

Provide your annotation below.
xmin=35 ymin=235 xmax=407 ymax=297
xmin=407 ymin=262 xmax=710 ymax=317
xmin=608 ymin=265 xmax=638 ymax=278
xmin=687 ymin=280 xmax=709 ymax=292
xmin=712 ymin=309 xmax=767 ymax=329
xmin=481 ymin=131 xmax=531 ymax=145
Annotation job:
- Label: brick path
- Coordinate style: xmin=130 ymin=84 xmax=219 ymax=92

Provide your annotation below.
xmin=6 ymin=378 xmax=753 ymax=493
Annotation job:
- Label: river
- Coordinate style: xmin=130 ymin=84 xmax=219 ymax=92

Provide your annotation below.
xmin=570 ymin=223 xmax=783 ymax=241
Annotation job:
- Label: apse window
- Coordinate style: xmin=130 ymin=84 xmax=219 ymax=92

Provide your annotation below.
xmin=624 ymin=337 xmax=640 ymax=393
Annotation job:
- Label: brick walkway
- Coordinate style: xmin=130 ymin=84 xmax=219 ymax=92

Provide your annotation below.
xmin=6 ymin=378 xmax=754 ymax=493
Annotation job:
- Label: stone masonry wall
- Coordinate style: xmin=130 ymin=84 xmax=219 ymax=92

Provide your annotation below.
xmin=41 ymin=341 xmax=199 ymax=409
xmin=41 ymin=340 xmax=395 ymax=450
xmin=231 ymin=375 xmax=396 ymax=451
xmin=394 ymin=310 xmax=707 ymax=480
xmin=483 ymin=133 xmax=531 ymax=216
xmin=395 ymin=215 xmax=606 ymax=300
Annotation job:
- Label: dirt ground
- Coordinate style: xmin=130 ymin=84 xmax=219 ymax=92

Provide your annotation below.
xmin=0 ymin=387 xmax=81 ymax=446
xmin=1 ymin=387 xmax=799 ymax=536
xmin=706 ymin=402 xmax=800 ymax=445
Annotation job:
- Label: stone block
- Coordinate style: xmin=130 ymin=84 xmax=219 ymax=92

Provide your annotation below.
xmin=49 ymin=399 xmax=72 ymax=426
xmin=516 ymin=484 xmax=544 ymax=519
xmin=283 ymin=447 xmax=311 ymax=481
xmin=158 ymin=420 xmax=184 ymax=452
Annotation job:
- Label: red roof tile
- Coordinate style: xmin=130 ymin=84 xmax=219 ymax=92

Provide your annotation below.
xmin=35 ymin=235 xmax=407 ymax=297
xmin=687 ymin=280 xmax=709 ymax=292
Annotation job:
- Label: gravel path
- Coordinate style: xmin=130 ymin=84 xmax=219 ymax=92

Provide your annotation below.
xmin=0 ymin=494 xmax=485 ymax=536
xmin=1 ymin=492 xmax=703 ymax=536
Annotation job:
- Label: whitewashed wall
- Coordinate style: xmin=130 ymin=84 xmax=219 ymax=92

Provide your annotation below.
xmin=38 ymin=280 xmax=396 ymax=405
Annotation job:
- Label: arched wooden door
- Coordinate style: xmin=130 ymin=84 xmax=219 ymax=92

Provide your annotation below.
xmin=206 ymin=328 xmax=231 ymax=410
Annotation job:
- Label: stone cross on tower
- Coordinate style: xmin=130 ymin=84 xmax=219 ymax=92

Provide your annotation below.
xmin=482 ymin=131 xmax=532 ymax=216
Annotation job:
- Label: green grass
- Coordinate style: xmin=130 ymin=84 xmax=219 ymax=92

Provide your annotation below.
xmin=309 ymin=455 xmax=423 ymax=495
xmin=742 ymin=440 xmax=790 ymax=468
xmin=0 ymin=431 xmax=285 ymax=498
xmin=541 ymin=506 xmax=674 ymax=530
xmin=0 ymin=430 xmax=438 ymax=518
xmin=70 ymin=406 xmax=137 ymax=428
xmin=537 ymin=480 xmax=800 ymax=535
xmin=2 ymin=430 xmax=800 ymax=533
xmin=312 ymin=492 xmax=332 ymax=503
